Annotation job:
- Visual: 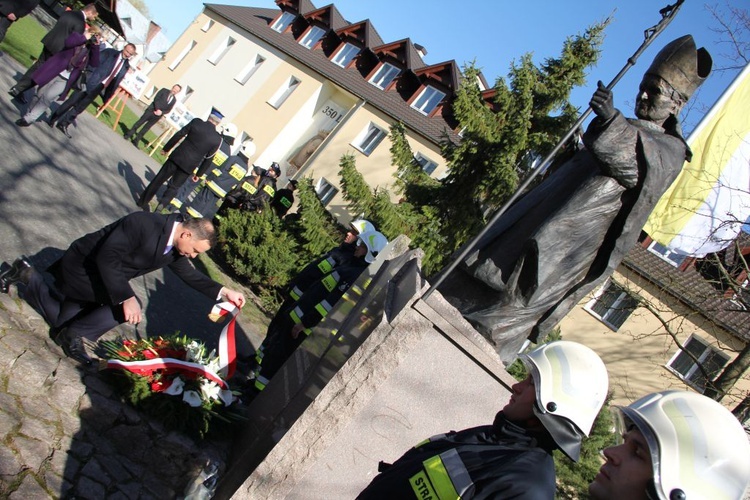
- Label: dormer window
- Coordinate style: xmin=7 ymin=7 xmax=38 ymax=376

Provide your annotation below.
xmin=411 ymin=85 xmax=445 ymax=115
xmin=299 ymin=26 xmax=326 ymax=49
xmin=271 ymin=11 xmax=295 ymax=33
xmin=332 ymin=43 xmax=360 ymax=68
xmin=369 ymin=62 xmax=400 ymax=90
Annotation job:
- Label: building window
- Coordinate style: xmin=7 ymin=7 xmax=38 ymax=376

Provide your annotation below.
xmin=168 ymin=40 xmax=196 ymax=71
xmin=271 ymin=11 xmax=295 ymax=33
xmin=353 ymin=123 xmax=387 ymax=156
xmin=268 ymin=76 xmax=301 ymax=109
xmin=647 ymin=240 xmax=687 ymax=267
xmin=299 ymin=26 xmax=325 ymax=49
xmin=585 ymin=280 xmax=639 ymax=331
xmin=235 ymin=54 xmax=266 ymax=84
xmin=369 ymin=62 xmax=400 ymax=89
xmin=208 ymin=37 xmax=236 ymax=65
xmin=332 ymin=43 xmax=360 ymax=67
xmin=411 ymin=85 xmax=446 ymax=115
xmin=415 ymin=152 xmax=438 ymax=175
xmin=315 ymin=178 xmax=338 ymax=206
xmin=666 ymin=335 xmax=730 ymax=392
xmin=201 ymin=19 xmax=214 ymax=32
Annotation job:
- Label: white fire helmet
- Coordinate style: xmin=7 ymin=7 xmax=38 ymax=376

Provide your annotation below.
xmin=350 ymin=219 xmax=375 ymax=236
xmin=220 ymin=122 xmax=238 ymax=139
xmin=614 ymin=390 xmax=750 ymax=500
xmin=239 ymin=140 xmax=256 ymax=159
xmin=357 ymin=231 xmax=388 ymax=263
xmin=521 ymin=340 xmax=609 ymax=461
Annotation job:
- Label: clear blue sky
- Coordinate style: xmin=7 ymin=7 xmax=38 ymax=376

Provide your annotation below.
xmin=142 ymin=0 xmax=746 ymax=134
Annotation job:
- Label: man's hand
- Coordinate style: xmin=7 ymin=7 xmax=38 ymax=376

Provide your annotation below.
xmin=221 ymin=288 xmax=246 ymax=308
xmin=154 ymin=110 xmax=163 ymax=116
xmin=122 ymin=296 xmax=142 ymax=325
xmin=590 ymin=80 xmax=616 ymax=122
xmin=291 ymin=323 xmax=305 ymax=339
xmin=7 ymin=13 xmax=17 ymax=21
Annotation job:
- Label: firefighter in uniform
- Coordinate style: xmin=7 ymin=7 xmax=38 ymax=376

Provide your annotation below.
xmin=252 ymin=219 xmax=375 ymax=367
xmin=167 ymin=122 xmax=237 ymax=213
xmin=218 ymin=162 xmax=280 ymax=215
xmin=357 ymin=341 xmax=609 ymax=500
xmin=252 ymin=230 xmax=388 ymax=393
xmin=181 ymin=139 xmax=256 ymax=220
xmin=272 ymin=179 xmax=298 ymax=218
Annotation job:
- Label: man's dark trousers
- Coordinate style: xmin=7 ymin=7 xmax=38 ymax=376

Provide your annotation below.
xmin=51 ymin=83 xmax=104 ymax=126
xmin=139 ymin=160 xmax=192 ymax=207
xmin=125 ymin=112 xmax=160 ymax=144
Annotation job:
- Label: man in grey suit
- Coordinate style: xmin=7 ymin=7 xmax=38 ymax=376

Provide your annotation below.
xmin=124 ymin=84 xmax=181 ymax=146
xmin=138 ymin=110 xmax=224 ymax=211
xmin=0 ymin=0 xmax=41 ymax=43
xmin=9 ymin=2 xmax=97 ymax=102
xmin=50 ymin=42 xmax=136 ymax=138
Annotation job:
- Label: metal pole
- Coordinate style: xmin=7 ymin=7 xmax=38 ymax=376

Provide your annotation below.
xmin=422 ymin=0 xmax=684 ymax=300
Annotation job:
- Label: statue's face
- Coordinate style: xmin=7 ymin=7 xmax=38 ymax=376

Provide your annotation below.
xmin=635 ymin=75 xmax=680 ymax=124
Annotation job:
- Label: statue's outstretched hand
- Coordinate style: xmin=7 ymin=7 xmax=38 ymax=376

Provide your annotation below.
xmin=590 ymin=81 xmax=615 ymax=122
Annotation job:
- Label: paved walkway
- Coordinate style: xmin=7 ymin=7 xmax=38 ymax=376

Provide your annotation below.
xmin=0 ymin=40 xmax=264 ymax=498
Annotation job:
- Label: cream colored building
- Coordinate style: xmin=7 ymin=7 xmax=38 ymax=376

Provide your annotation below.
xmin=561 ymin=241 xmax=749 ymax=413
xmin=143 ymin=0 xmax=464 ymax=222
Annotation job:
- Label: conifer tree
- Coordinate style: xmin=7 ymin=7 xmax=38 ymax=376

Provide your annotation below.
xmin=295 ymin=177 xmax=340 ymax=257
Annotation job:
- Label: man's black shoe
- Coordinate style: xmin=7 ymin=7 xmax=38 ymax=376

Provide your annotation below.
xmin=54 ymin=329 xmax=92 ymax=365
xmin=47 ymin=117 xmax=56 ymax=127
xmin=56 ymin=123 xmax=72 ymax=139
xmin=15 ymin=118 xmax=31 ymax=127
xmin=9 ymin=87 xmax=27 ymax=104
xmin=0 ymin=256 xmax=32 ymax=293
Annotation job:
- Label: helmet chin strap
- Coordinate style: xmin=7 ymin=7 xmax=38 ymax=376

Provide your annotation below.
xmin=532 ymin=403 xmax=584 ymax=462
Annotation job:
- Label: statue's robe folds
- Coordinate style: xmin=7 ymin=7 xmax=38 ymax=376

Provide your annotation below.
xmin=438 ymin=112 xmax=688 ymax=363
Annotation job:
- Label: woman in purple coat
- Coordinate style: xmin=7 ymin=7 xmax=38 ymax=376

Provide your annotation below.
xmin=16 ymin=25 xmax=100 ymax=127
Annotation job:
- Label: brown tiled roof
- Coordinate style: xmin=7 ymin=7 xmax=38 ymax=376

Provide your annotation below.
xmin=623 ymin=244 xmax=750 ymax=342
xmin=205 ymin=4 xmax=460 ymax=144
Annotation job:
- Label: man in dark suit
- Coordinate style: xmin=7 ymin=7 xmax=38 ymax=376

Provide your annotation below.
xmin=124 ymin=84 xmax=181 ymax=146
xmin=9 ymin=2 xmax=97 ymax=102
xmin=50 ymin=42 xmax=136 ymax=138
xmin=0 ymin=214 xmax=246 ymax=365
xmin=0 ymin=0 xmax=41 ymax=43
xmin=138 ymin=111 xmax=223 ymax=211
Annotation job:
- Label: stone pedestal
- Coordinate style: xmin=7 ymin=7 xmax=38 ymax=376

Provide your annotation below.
xmin=214 ymin=237 xmax=514 ymax=499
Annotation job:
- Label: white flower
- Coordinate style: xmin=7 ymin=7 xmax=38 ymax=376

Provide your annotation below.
xmin=182 ymin=390 xmax=203 ymax=407
xmin=164 ymin=377 xmax=185 ymax=395
xmin=200 ymin=379 xmax=221 ymax=401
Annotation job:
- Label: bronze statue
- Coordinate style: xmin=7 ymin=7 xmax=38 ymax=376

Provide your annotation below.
xmin=438 ymin=35 xmax=712 ymax=363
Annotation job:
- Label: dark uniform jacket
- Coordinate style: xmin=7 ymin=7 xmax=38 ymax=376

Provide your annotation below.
xmin=272 ymin=187 xmax=295 ymax=217
xmin=0 ymin=0 xmax=39 ymax=19
xmin=162 ymin=118 xmax=222 ymax=177
xmin=357 ymin=413 xmax=556 ymax=500
xmin=56 ymin=212 xmax=222 ymax=306
xmin=41 ymin=9 xmax=85 ymax=54
xmin=149 ymin=87 xmax=177 ymax=115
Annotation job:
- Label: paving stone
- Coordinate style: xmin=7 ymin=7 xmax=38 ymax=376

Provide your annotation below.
xmin=48 ymin=448 xmax=73 ymax=478
xmin=20 ymin=394 xmax=58 ymax=422
xmin=0 ymin=399 xmax=21 ymax=437
xmin=58 ymin=410 xmax=82 ymax=437
xmin=82 ymin=373 xmax=115 ymax=398
xmin=97 ymin=454 xmax=133 ymax=482
xmin=19 ymin=414 xmax=58 ymax=444
xmin=80 ymin=458 xmax=111 ymax=486
xmin=47 ymin=377 xmax=85 ymax=413
xmin=42 ymin=469 xmax=64 ymax=498
xmin=74 ymin=475 xmax=107 ymax=500
xmin=14 ymin=435 xmax=52 ymax=471
xmin=104 ymin=424 xmax=151 ymax=460
xmin=8 ymin=473 xmax=51 ymax=499
xmin=0 ymin=446 xmax=23 ymax=476
xmin=67 ymin=438 xmax=94 ymax=462
xmin=79 ymin=392 xmax=124 ymax=432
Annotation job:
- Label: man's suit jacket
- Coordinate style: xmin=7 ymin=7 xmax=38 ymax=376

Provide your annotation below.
xmin=56 ymin=212 xmax=222 ymax=306
xmin=150 ymin=87 xmax=177 ymax=115
xmin=41 ymin=9 xmax=85 ymax=54
xmin=32 ymin=31 xmax=100 ymax=88
xmin=0 ymin=0 xmax=40 ymax=19
xmin=87 ymin=47 xmax=130 ymax=93
xmin=163 ymin=118 xmax=222 ymax=177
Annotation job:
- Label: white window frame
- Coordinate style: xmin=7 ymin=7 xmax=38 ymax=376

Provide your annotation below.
xmin=647 ymin=240 xmax=687 ymax=267
xmin=369 ymin=62 xmax=400 ymax=90
xmin=201 ymin=19 xmax=214 ymax=32
xmin=267 ymin=76 xmax=301 ymax=109
xmin=299 ymin=25 xmax=325 ymax=49
xmin=411 ymin=85 xmax=446 ymax=115
xmin=271 ymin=11 xmax=295 ymax=33
xmin=315 ymin=178 xmax=338 ymax=206
xmin=235 ymin=54 xmax=266 ymax=85
xmin=666 ymin=335 xmax=730 ymax=392
xmin=352 ymin=123 xmax=387 ymax=156
xmin=415 ymin=152 xmax=438 ymax=175
xmin=332 ymin=42 xmax=360 ymax=68
xmin=584 ymin=280 xmax=639 ymax=331
xmin=168 ymin=40 xmax=196 ymax=71
xmin=208 ymin=36 xmax=236 ymax=65
xmin=182 ymin=86 xmax=194 ymax=103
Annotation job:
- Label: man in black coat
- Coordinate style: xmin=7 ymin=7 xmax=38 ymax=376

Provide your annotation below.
xmin=50 ymin=43 xmax=136 ymax=138
xmin=124 ymin=84 xmax=181 ymax=146
xmin=0 ymin=214 xmax=246 ymax=365
xmin=0 ymin=0 xmax=41 ymax=43
xmin=9 ymin=2 xmax=98 ymax=102
xmin=138 ymin=111 xmax=223 ymax=211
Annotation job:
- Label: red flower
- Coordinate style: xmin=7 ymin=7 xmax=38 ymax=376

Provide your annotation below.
xmin=143 ymin=350 xmax=157 ymax=360
xmin=151 ymin=380 xmax=166 ymax=392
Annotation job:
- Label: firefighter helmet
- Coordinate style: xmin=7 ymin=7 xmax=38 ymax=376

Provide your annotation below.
xmin=615 ymin=390 xmax=750 ymax=500
xmin=239 ymin=140 xmax=256 ymax=158
xmin=220 ymin=122 xmax=238 ymax=139
xmin=357 ymin=231 xmax=388 ymax=263
xmin=349 ymin=219 xmax=375 ymax=236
